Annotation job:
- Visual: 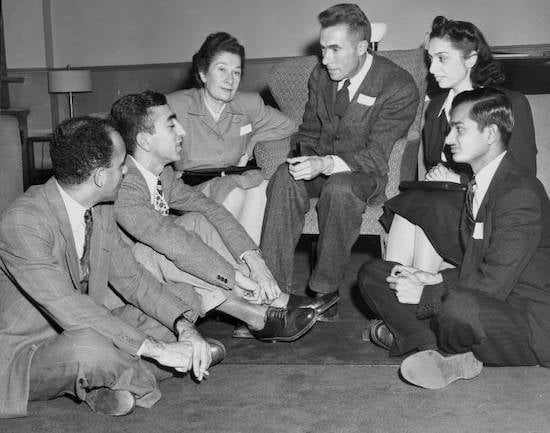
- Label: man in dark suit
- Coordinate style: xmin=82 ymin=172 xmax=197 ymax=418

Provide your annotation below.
xmin=111 ymin=91 xmax=335 ymax=342
xmin=359 ymin=88 xmax=550 ymax=389
xmin=260 ymin=3 xmax=419 ymax=319
xmin=0 ymin=117 xmax=223 ymax=418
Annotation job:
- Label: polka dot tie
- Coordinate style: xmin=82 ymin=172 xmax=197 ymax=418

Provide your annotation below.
xmin=154 ymin=179 xmax=169 ymax=216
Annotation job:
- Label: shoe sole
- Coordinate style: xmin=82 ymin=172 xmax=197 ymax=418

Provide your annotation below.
xmin=368 ymin=320 xmax=392 ymax=351
xmin=257 ymin=311 xmax=319 ymax=342
xmin=400 ymin=350 xmax=483 ymax=389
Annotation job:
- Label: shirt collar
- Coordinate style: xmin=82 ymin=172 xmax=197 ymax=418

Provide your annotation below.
xmin=337 ymin=52 xmax=373 ymax=100
xmin=437 ymin=89 xmax=456 ymax=121
xmin=472 ymin=151 xmax=507 ymax=216
xmin=130 ymin=155 xmax=159 ymax=201
xmin=56 ymin=180 xmax=88 ymax=258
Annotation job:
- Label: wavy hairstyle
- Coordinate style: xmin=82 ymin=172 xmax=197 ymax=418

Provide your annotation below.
xmin=192 ymin=32 xmax=245 ymax=87
xmin=430 ymin=16 xmax=505 ymax=87
xmin=318 ymin=3 xmax=371 ymax=42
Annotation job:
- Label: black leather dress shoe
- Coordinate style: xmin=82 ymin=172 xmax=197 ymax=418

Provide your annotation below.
xmin=85 ymin=388 xmax=135 ymax=416
xmin=364 ymin=319 xmax=394 ymax=351
xmin=286 ymin=292 xmax=339 ymax=315
xmin=250 ymin=307 xmax=317 ymax=342
xmin=317 ymin=303 xmax=340 ymax=322
xmin=206 ymin=338 xmax=226 ymax=366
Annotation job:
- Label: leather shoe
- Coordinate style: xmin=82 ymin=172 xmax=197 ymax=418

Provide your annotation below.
xmin=85 ymin=388 xmax=135 ymax=416
xmin=364 ymin=319 xmax=394 ymax=351
xmin=250 ymin=307 xmax=317 ymax=342
xmin=400 ymin=350 xmax=483 ymax=389
xmin=286 ymin=292 xmax=339 ymax=315
xmin=317 ymin=304 xmax=340 ymax=322
xmin=206 ymin=338 xmax=226 ymax=366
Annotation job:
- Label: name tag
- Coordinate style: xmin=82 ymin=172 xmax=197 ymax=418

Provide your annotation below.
xmin=357 ymin=94 xmax=376 ymax=106
xmin=473 ymin=222 xmax=484 ymax=239
xmin=240 ymin=124 xmax=252 ymax=136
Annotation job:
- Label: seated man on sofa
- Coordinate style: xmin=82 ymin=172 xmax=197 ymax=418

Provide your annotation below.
xmin=359 ymin=88 xmax=550 ymax=389
xmin=111 ymin=91 xmax=337 ymax=342
xmin=260 ymin=3 xmax=419 ymax=320
xmin=0 ymin=116 xmax=223 ymax=418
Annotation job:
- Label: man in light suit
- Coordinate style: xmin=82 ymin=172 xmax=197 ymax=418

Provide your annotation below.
xmin=260 ymin=3 xmax=419 ymax=319
xmin=0 ymin=117 xmax=223 ymax=418
xmin=359 ymin=88 xmax=550 ymax=389
xmin=111 ymin=91 xmax=335 ymax=342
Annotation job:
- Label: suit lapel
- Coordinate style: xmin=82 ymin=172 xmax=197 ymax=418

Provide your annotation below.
xmin=43 ymin=179 xmax=81 ymax=290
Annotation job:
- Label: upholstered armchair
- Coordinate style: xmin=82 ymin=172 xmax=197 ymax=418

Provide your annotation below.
xmin=254 ymin=48 xmax=427 ymax=255
xmin=0 ymin=115 xmax=24 ymax=213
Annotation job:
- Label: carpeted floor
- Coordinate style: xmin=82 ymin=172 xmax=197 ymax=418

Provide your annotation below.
xmin=4 ymin=237 xmax=550 ymax=432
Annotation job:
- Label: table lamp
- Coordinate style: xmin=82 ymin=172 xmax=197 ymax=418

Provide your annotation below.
xmin=370 ymin=22 xmax=388 ymax=51
xmin=48 ymin=65 xmax=92 ymax=118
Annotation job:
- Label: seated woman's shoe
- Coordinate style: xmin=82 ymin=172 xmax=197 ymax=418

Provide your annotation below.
xmin=286 ymin=292 xmax=339 ymax=315
xmin=250 ymin=307 xmax=317 ymax=342
xmin=363 ymin=319 xmax=394 ymax=351
xmin=206 ymin=338 xmax=226 ymax=366
xmin=85 ymin=388 xmax=136 ymax=416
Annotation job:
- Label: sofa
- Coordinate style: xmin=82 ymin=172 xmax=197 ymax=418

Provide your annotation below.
xmin=0 ymin=115 xmax=24 ymax=213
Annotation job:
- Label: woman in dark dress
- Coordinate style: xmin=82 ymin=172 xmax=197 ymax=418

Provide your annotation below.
xmin=383 ymin=16 xmax=536 ymax=271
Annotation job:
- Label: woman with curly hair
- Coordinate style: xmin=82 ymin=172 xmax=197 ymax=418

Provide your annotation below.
xmin=382 ymin=16 xmax=536 ymax=271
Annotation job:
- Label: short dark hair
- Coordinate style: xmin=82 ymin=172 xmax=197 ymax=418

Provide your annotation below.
xmin=110 ymin=90 xmax=167 ymax=155
xmin=51 ymin=116 xmax=116 ymax=185
xmin=318 ymin=3 xmax=371 ymax=42
xmin=429 ymin=16 xmax=504 ymax=87
xmin=452 ymin=87 xmax=514 ymax=147
xmin=192 ymin=32 xmax=245 ymax=87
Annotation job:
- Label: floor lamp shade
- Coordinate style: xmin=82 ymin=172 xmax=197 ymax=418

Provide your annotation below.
xmin=48 ymin=69 xmax=92 ymax=118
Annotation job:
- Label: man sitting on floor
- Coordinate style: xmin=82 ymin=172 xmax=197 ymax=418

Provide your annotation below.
xmin=0 ymin=116 xmax=224 ymax=418
xmin=260 ymin=3 xmax=419 ymax=321
xmin=111 ymin=91 xmax=337 ymax=342
xmin=359 ymin=88 xmax=550 ymax=389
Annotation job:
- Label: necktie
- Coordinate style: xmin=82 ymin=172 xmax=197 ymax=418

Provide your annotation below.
xmin=154 ymin=179 xmax=169 ymax=216
xmin=80 ymin=208 xmax=93 ymax=293
xmin=334 ymin=79 xmax=350 ymax=118
xmin=464 ymin=177 xmax=477 ymax=232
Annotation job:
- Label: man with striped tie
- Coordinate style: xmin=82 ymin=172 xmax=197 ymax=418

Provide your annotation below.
xmin=358 ymin=88 xmax=550 ymax=389
xmin=112 ymin=91 xmax=335 ymax=343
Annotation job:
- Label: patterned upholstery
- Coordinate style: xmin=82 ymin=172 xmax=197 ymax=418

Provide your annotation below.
xmin=258 ymin=49 xmax=428 ymax=247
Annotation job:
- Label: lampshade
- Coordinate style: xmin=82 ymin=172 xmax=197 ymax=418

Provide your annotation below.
xmin=370 ymin=22 xmax=388 ymax=44
xmin=48 ymin=70 xmax=92 ymax=93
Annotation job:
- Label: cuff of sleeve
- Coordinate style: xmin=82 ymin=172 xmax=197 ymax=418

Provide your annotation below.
xmin=416 ymin=282 xmax=446 ymax=319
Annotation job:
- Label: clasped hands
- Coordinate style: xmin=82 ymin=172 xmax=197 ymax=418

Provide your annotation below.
xmin=425 ymin=163 xmax=460 ymax=183
xmin=386 ymin=264 xmax=442 ymax=304
xmin=287 ymin=156 xmax=333 ymax=180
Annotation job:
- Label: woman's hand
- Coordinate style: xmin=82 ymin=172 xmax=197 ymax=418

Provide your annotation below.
xmin=425 ymin=163 xmax=460 ymax=183
xmin=237 ymin=153 xmax=249 ymax=167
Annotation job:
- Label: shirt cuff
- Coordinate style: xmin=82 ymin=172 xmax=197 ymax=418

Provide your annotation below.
xmin=324 ymin=155 xmax=351 ymax=175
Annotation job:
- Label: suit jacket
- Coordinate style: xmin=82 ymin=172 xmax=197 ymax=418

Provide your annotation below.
xmin=423 ymin=88 xmax=537 ymax=178
xmin=293 ymin=53 xmax=419 ymax=204
xmin=114 ymin=158 xmax=257 ymax=290
xmin=0 ymin=178 xmax=197 ymax=418
xmin=167 ymin=88 xmax=297 ymax=171
xmin=418 ymin=154 xmax=550 ymax=365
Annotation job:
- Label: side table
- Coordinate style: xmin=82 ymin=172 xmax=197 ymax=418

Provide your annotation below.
xmin=26 ymin=134 xmax=53 ymax=188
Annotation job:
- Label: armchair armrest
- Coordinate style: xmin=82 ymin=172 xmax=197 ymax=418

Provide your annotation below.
xmin=254 ymin=137 xmax=291 ymax=179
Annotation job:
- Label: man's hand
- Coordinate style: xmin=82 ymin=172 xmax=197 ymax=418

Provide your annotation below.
xmin=287 ymin=156 xmax=333 ymax=180
xmin=175 ymin=325 xmax=212 ymax=381
xmin=242 ymin=250 xmax=281 ymax=303
xmin=425 ymin=163 xmax=460 ymax=183
xmin=386 ymin=265 xmax=442 ymax=305
xmin=234 ymin=270 xmax=262 ymax=303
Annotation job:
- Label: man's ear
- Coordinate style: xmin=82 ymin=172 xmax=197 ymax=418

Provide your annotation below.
xmin=93 ymin=167 xmax=104 ymax=188
xmin=485 ymin=124 xmax=499 ymax=145
xmin=357 ymin=39 xmax=368 ymax=56
xmin=136 ymin=131 xmax=151 ymax=152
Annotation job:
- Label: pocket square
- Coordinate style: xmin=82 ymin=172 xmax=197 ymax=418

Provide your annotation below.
xmin=357 ymin=94 xmax=376 ymax=106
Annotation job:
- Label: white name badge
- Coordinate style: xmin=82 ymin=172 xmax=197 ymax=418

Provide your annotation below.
xmin=473 ymin=222 xmax=484 ymax=239
xmin=240 ymin=124 xmax=252 ymax=136
xmin=357 ymin=94 xmax=376 ymax=106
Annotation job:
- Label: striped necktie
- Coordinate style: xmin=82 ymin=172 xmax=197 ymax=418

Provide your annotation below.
xmin=464 ymin=177 xmax=477 ymax=232
xmin=80 ymin=208 xmax=93 ymax=293
xmin=334 ymin=79 xmax=350 ymax=118
xmin=154 ymin=179 xmax=169 ymax=216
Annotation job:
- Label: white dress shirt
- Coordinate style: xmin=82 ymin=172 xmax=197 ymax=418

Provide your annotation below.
xmin=57 ymin=181 xmax=88 ymax=260
xmin=472 ymin=151 xmax=507 ymax=218
xmin=130 ymin=155 xmax=161 ymax=205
